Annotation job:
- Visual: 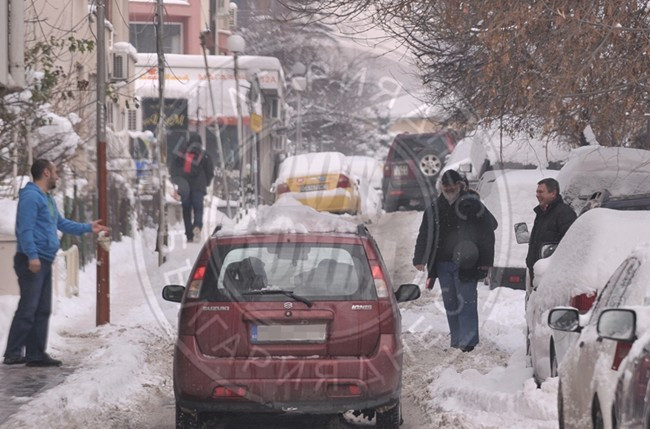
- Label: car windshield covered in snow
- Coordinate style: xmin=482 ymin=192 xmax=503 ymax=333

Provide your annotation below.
xmin=200 ymin=241 xmax=376 ymax=301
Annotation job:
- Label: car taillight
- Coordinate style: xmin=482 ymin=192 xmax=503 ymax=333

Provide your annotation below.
xmin=570 ymin=292 xmax=597 ymax=314
xmin=187 ymin=263 xmax=207 ymax=299
xmin=276 ymin=183 xmax=290 ymax=194
xmin=508 ymin=275 xmax=522 ymax=284
xmin=371 ymin=262 xmax=389 ymax=298
xmin=213 ymin=386 xmax=247 ymax=398
xmin=612 ymin=341 xmax=633 ymax=371
xmin=337 ymin=174 xmax=351 ymax=188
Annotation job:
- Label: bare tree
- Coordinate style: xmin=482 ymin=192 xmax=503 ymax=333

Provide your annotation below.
xmin=281 ymin=0 xmax=650 ymax=147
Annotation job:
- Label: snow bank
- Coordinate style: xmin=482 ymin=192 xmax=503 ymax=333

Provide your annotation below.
xmin=217 ymin=197 xmax=359 ymax=236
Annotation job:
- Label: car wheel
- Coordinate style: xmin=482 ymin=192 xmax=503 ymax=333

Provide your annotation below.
xmin=384 ymin=197 xmax=399 ymax=213
xmin=593 ymin=396 xmax=605 ymax=429
xmin=176 ymin=405 xmax=201 ymax=429
xmin=558 ymin=380 xmax=565 ymax=429
xmin=376 ymin=401 xmax=401 ymax=429
xmin=418 ymin=151 xmax=444 ymax=177
xmin=550 ymin=341 xmax=558 ymax=378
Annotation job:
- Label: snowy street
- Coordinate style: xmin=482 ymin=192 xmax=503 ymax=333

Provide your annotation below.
xmin=0 ymin=209 xmax=558 ymax=429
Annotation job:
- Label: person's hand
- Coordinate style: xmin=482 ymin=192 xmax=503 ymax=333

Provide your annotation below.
xmin=91 ymin=220 xmax=110 ymax=235
xmin=415 ymin=264 xmax=425 ymax=272
xmin=28 ymin=258 xmax=41 ymax=273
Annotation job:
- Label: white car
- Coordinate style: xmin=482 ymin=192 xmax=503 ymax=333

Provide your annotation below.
xmin=548 ymin=243 xmax=650 ymax=429
xmin=479 ymin=168 xmax=557 ymax=290
xmin=526 ymin=209 xmax=650 ymax=386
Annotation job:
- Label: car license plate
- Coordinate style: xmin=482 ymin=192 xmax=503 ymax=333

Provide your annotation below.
xmin=250 ymin=324 xmax=327 ymax=343
xmin=393 ymin=164 xmax=409 ymax=177
xmin=301 ymin=184 xmax=327 ymax=192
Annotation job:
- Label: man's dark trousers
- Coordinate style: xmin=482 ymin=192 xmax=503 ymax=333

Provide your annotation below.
xmin=436 ymin=261 xmax=479 ymax=349
xmin=5 ymin=253 xmax=53 ymax=362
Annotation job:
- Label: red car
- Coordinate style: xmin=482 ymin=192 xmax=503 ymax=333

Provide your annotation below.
xmin=163 ymin=225 xmax=420 ymax=428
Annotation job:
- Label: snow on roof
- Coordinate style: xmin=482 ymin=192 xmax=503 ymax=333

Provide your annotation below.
xmin=276 ymin=152 xmax=349 ymax=181
xmin=216 ymin=197 xmax=359 ymax=236
xmin=463 ymin=122 xmax=570 ymax=168
xmin=556 ymin=146 xmax=650 ymax=211
xmin=529 ymin=209 xmax=650 ymax=314
xmin=481 ymin=169 xmax=558 ymax=267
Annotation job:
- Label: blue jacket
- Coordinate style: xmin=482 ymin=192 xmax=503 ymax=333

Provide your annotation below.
xmin=16 ymin=182 xmax=91 ymax=262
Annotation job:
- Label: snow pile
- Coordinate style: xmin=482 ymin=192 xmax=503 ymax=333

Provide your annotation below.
xmin=462 ymin=122 xmax=571 ymax=168
xmin=556 ymin=146 xmax=650 ymax=211
xmin=218 ymin=197 xmax=359 ymax=235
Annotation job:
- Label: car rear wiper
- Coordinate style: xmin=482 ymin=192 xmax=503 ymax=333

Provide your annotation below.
xmin=241 ymin=289 xmax=313 ymax=308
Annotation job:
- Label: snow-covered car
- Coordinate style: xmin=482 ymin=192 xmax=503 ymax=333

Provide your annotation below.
xmin=439 ymin=138 xmax=491 ymax=189
xmin=556 ymin=146 xmax=650 ymax=214
xmin=273 ymin=151 xmax=362 ymax=215
xmin=548 ymin=242 xmax=650 ymax=429
xmin=347 ymin=155 xmax=384 ymax=216
xmin=612 ymin=331 xmax=650 ymax=429
xmin=526 ymin=209 xmax=650 ymax=386
xmin=162 ymin=201 xmax=421 ymax=428
xmin=479 ymin=169 xmax=557 ymax=290
xmin=579 ymin=188 xmax=650 ymax=216
xmin=382 ymin=131 xmax=457 ymax=212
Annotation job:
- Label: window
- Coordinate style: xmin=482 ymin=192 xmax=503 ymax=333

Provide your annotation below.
xmin=589 ymin=257 xmax=641 ymax=325
xmin=129 ymin=22 xmax=182 ymax=54
xmin=201 ymin=243 xmax=375 ymax=301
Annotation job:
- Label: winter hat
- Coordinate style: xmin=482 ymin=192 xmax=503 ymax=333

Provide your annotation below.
xmin=441 ymin=169 xmax=463 ymax=185
xmin=188 ymin=132 xmax=202 ymax=145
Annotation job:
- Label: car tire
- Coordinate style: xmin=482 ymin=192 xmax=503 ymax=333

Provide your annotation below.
xmin=176 ymin=405 xmax=201 ymax=429
xmin=384 ymin=197 xmax=399 ymax=213
xmin=550 ymin=341 xmax=558 ymax=378
xmin=593 ymin=396 xmax=605 ymax=429
xmin=376 ymin=401 xmax=401 ymax=429
xmin=558 ymin=380 xmax=565 ymax=429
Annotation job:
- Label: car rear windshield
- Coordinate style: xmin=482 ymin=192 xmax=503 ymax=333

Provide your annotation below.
xmin=391 ymin=134 xmax=447 ymax=162
xmin=199 ymin=242 xmax=376 ymax=302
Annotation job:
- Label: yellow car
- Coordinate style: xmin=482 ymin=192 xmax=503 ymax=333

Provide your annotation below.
xmin=273 ymin=152 xmax=361 ymax=214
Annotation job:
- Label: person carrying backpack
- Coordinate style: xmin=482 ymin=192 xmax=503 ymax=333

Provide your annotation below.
xmin=171 ymin=132 xmax=214 ymax=242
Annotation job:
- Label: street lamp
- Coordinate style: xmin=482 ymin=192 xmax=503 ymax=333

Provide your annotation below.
xmin=227 ymin=34 xmax=245 ymax=215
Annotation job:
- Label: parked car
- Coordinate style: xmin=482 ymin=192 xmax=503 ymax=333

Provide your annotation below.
xmin=556 ymin=146 xmax=650 ymax=214
xmin=273 ymin=151 xmax=361 ymax=215
xmin=548 ymin=242 xmax=650 ymax=429
xmin=382 ymin=131 xmax=457 ymax=212
xmin=524 ymin=209 xmax=650 ymax=386
xmin=347 ymin=155 xmax=384 ymax=215
xmin=612 ymin=332 xmax=650 ymax=429
xmin=440 ymin=138 xmax=491 ymax=190
xmin=162 ymin=207 xmax=421 ymax=428
xmin=579 ymin=189 xmax=650 ymax=215
xmin=479 ymin=169 xmax=557 ymax=290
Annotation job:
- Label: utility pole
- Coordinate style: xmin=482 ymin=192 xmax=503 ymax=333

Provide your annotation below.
xmin=155 ymin=0 xmax=167 ymax=265
xmin=96 ymin=0 xmax=110 ymax=325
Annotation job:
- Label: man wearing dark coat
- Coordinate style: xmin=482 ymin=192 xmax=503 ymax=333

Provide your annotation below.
xmin=525 ymin=177 xmax=577 ymax=284
xmin=171 ymin=132 xmax=215 ymax=243
xmin=413 ymin=169 xmax=497 ymax=352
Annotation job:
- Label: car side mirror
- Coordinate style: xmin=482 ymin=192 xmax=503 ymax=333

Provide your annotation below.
xmin=459 ymin=162 xmax=472 ymax=173
xmin=597 ymin=308 xmax=637 ymax=342
xmin=163 ymin=285 xmax=185 ymax=303
xmin=548 ymin=307 xmax=581 ymax=333
xmin=514 ymin=222 xmax=529 ymax=244
xmin=539 ymin=243 xmax=558 ymax=259
xmin=395 ymin=284 xmax=421 ymax=303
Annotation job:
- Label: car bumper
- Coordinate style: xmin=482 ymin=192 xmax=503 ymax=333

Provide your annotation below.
xmin=488 ymin=267 xmax=527 ymax=290
xmin=173 ymin=334 xmax=402 ymax=414
xmin=383 ymin=180 xmax=437 ymax=207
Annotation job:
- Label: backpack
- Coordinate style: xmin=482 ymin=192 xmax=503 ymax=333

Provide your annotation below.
xmin=182 ymin=149 xmax=204 ymax=177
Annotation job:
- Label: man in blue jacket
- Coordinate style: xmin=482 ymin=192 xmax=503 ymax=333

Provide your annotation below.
xmin=3 ymin=159 xmax=109 ymax=367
